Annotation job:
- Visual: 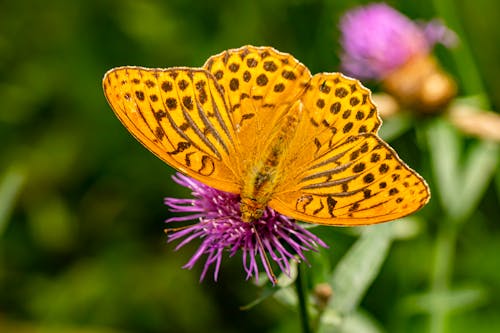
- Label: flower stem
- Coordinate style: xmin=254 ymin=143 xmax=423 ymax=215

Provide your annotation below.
xmin=296 ymin=264 xmax=312 ymax=333
xmin=428 ymin=2 xmax=494 ymax=332
xmin=429 ymin=222 xmax=457 ymax=333
xmin=431 ymin=0 xmax=489 ymax=105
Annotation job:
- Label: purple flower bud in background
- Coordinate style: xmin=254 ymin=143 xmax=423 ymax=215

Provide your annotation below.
xmin=340 ymin=3 xmax=456 ymax=80
xmin=339 ymin=3 xmax=457 ymax=113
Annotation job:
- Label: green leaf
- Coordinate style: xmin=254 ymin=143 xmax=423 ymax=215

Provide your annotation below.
xmin=379 ymin=113 xmax=412 ymax=142
xmin=243 ymin=261 xmax=298 ymax=310
xmin=426 ymin=119 xmax=461 ymax=215
xmin=240 ymin=287 xmax=279 ymax=311
xmin=0 ymin=164 xmax=27 ymax=236
xmin=388 ymin=216 xmax=424 ymax=240
xmin=319 ymin=309 xmax=384 ymax=333
xmin=273 ymin=286 xmax=298 ymax=308
xmin=328 ymin=223 xmax=394 ymax=314
xmin=450 ymin=141 xmax=498 ymax=223
xmin=426 ymin=118 xmax=499 ymax=224
xmin=399 ymin=285 xmax=488 ymax=315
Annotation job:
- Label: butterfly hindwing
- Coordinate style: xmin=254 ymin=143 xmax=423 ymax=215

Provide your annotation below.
xmin=270 ymin=134 xmax=429 ymax=225
xmin=269 ymin=74 xmax=430 ymax=225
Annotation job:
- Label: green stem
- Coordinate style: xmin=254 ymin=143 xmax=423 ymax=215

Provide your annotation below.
xmin=427 ymin=2 xmax=493 ymax=332
xmin=429 ymin=222 xmax=458 ymax=333
xmin=431 ymin=0 xmax=489 ymax=105
xmin=296 ymin=264 xmax=312 ymax=333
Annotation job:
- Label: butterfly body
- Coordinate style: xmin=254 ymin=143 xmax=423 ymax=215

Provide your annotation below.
xmin=240 ymin=100 xmax=304 ymax=222
xmin=103 ymin=46 xmax=430 ymax=226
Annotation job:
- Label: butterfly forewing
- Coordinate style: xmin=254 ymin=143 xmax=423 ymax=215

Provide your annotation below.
xmin=103 ymin=66 xmax=240 ymax=193
xmin=203 ymin=46 xmax=312 ymax=175
xmin=203 ymin=46 xmax=311 ymax=117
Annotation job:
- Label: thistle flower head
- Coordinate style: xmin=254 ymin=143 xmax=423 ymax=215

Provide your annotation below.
xmin=165 ymin=173 xmax=327 ymax=283
xmin=340 ymin=3 xmax=457 ymax=80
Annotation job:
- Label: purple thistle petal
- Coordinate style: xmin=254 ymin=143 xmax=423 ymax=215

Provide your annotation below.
xmin=256 ymin=242 xmax=274 ymax=283
xmin=213 ymin=248 xmax=223 ymax=281
xmin=421 ymin=19 xmax=458 ymax=48
xmin=164 ymin=173 xmax=328 ymax=284
xmin=174 ymin=231 xmax=204 ymax=250
xmin=166 ymin=214 xmax=205 ymax=223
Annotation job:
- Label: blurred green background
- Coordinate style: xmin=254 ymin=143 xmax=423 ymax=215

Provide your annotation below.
xmin=1 ymin=0 xmax=499 ymax=332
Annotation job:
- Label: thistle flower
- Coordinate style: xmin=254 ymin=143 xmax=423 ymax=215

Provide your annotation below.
xmin=340 ymin=3 xmax=457 ymax=112
xmin=340 ymin=3 xmax=456 ymax=80
xmin=164 ymin=173 xmax=327 ymax=283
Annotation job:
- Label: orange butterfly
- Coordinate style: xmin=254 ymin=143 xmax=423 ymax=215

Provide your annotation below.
xmin=103 ymin=46 xmax=430 ymax=226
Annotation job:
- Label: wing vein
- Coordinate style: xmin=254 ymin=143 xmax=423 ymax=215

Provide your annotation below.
xmin=181 ymin=105 xmax=221 ymax=159
xmin=302 ymin=161 xmax=354 ymax=182
xmin=301 ymin=174 xmax=358 ymax=190
xmin=210 ymin=91 xmax=234 ymax=146
xmin=195 ymin=99 xmax=228 ymax=155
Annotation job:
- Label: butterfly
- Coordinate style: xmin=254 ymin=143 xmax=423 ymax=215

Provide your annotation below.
xmin=103 ymin=45 xmax=430 ymax=226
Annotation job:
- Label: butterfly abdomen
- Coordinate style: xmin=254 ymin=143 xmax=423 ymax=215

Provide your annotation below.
xmin=240 ymin=101 xmax=303 ymax=222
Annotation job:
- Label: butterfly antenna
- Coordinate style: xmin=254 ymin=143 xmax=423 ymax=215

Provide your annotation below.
xmin=253 ymin=223 xmax=278 ymax=284
xmin=163 ymin=224 xmax=194 ymax=234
